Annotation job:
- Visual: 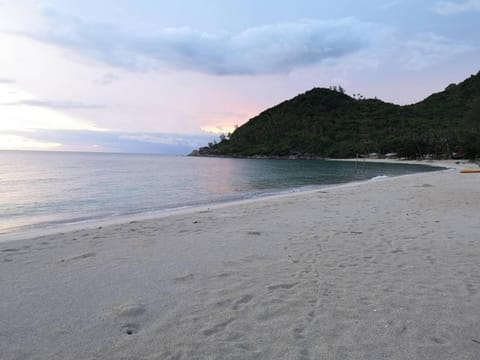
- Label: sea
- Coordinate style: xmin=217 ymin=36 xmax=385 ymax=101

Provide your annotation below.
xmin=0 ymin=151 xmax=442 ymax=238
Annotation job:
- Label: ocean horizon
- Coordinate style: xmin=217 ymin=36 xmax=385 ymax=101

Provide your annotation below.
xmin=0 ymin=150 xmax=442 ymax=238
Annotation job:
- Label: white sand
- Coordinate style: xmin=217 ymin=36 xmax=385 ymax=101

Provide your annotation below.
xmin=1 ymin=163 xmax=480 ymax=359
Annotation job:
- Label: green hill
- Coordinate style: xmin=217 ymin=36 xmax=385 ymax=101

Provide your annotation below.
xmin=197 ymin=71 xmax=480 ymax=159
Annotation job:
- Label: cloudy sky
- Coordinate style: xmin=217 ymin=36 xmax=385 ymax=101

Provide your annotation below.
xmin=1 ymin=0 xmax=479 ymax=153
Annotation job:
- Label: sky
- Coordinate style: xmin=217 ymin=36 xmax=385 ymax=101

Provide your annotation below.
xmin=0 ymin=0 xmax=479 ymax=154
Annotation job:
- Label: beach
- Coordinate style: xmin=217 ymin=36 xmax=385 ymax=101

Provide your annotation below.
xmin=1 ymin=162 xmax=479 ymax=359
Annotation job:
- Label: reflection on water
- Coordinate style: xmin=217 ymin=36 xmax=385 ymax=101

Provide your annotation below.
xmin=0 ymin=151 xmax=440 ymax=235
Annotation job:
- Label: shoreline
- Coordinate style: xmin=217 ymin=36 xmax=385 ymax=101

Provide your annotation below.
xmin=331 ymin=158 xmax=475 ymax=167
xmin=0 ymin=159 xmax=452 ymax=244
xmin=2 ymin=163 xmax=480 ymax=359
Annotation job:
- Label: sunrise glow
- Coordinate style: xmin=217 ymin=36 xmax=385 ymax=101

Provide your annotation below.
xmin=0 ymin=134 xmax=61 ymax=150
xmin=0 ymin=85 xmax=107 ymax=133
xmin=200 ymin=125 xmax=236 ymax=135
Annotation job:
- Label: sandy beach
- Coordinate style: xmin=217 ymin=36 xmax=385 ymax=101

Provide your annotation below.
xmin=1 ymin=162 xmax=480 ymax=359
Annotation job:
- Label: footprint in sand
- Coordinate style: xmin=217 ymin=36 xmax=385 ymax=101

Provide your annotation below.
xmin=293 ymin=324 xmax=305 ymax=340
xmin=2 ymin=248 xmax=18 ymax=253
xmin=466 ymin=283 xmax=478 ymax=296
xmin=430 ymin=336 xmax=449 ymax=345
xmin=202 ymin=318 xmax=236 ymax=336
xmin=59 ymin=252 xmax=96 ymax=263
xmin=173 ymin=273 xmax=196 ymax=283
xmin=116 ymin=303 xmax=147 ymax=317
xmin=267 ymin=282 xmax=299 ymax=291
xmin=210 ymin=271 xmax=236 ymax=279
xmin=322 ymin=287 xmax=332 ymax=297
xmin=231 ymin=294 xmax=253 ymax=310
xmin=2 ymin=246 xmax=29 ymax=253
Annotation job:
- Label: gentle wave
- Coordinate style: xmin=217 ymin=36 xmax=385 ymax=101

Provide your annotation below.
xmin=370 ymin=175 xmax=390 ymax=181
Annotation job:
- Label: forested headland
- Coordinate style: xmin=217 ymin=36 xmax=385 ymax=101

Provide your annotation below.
xmin=193 ymin=71 xmax=480 ymax=159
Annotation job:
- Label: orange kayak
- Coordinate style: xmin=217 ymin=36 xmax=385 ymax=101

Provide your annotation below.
xmin=460 ymin=169 xmax=480 ymax=173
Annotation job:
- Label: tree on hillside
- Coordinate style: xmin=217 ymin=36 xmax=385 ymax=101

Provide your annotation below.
xmin=460 ymin=98 xmax=480 ymax=158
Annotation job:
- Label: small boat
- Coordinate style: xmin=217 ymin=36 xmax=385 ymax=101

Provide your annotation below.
xmin=460 ymin=169 xmax=480 ymax=173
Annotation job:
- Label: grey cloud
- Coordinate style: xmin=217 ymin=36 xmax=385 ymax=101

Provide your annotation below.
xmin=0 ymin=78 xmax=15 ymax=83
xmin=398 ymin=33 xmax=474 ymax=70
xmin=435 ymin=0 xmax=480 ymax=14
xmin=28 ymin=10 xmax=382 ymax=75
xmin=3 ymin=99 xmax=106 ymax=109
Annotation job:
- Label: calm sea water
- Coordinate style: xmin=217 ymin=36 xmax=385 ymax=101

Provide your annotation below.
xmin=0 ymin=151 xmax=441 ymax=236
